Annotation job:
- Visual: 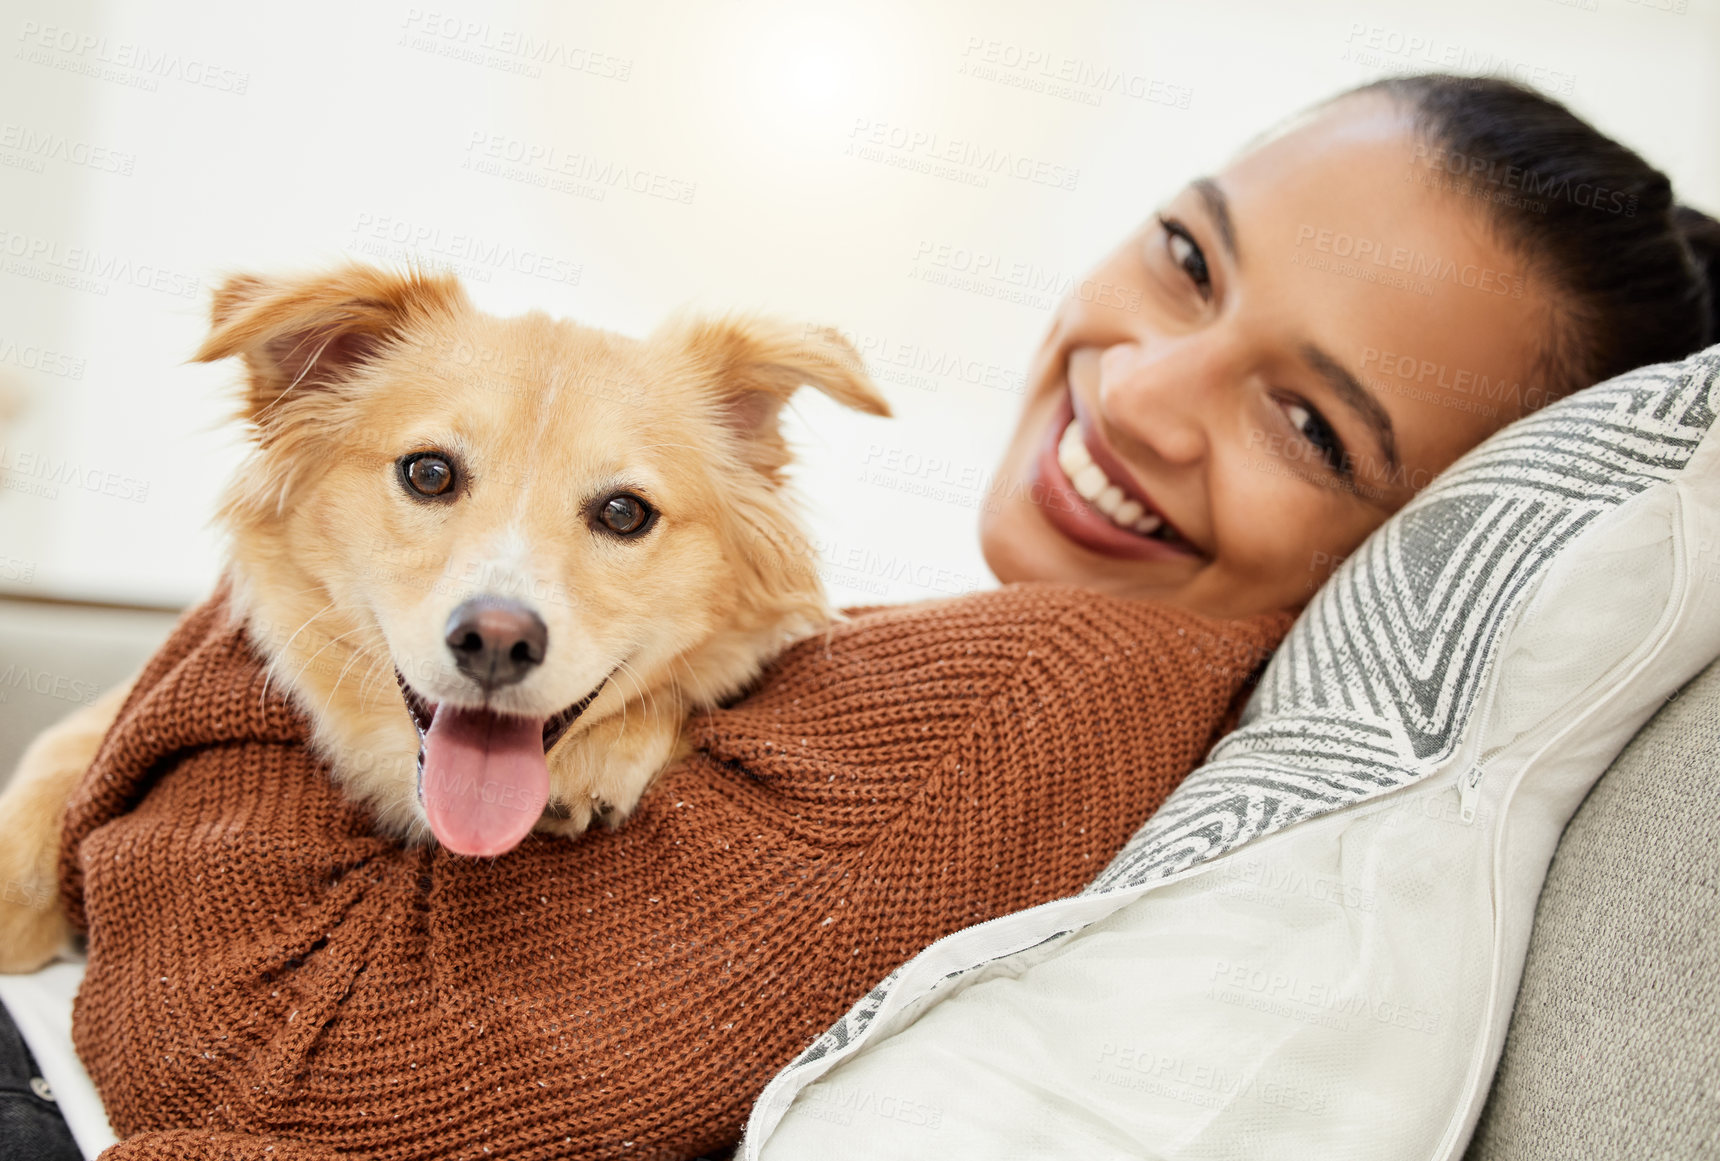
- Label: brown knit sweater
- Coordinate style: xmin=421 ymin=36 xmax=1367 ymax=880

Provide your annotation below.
xmin=59 ymin=582 xmax=1292 ymax=1161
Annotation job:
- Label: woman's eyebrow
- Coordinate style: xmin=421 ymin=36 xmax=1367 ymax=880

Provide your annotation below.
xmin=1192 ymin=177 xmax=1239 ymax=265
xmin=1300 ymin=342 xmax=1401 ymax=475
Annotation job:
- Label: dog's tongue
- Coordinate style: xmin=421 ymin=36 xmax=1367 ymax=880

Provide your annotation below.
xmin=421 ymin=705 xmax=548 ymax=857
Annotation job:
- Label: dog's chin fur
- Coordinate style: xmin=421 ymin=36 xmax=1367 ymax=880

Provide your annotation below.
xmin=197 ymin=263 xmax=889 ymax=846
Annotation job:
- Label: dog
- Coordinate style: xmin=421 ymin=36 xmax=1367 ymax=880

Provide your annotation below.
xmin=0 ymin=262 xmax=888 ymax=973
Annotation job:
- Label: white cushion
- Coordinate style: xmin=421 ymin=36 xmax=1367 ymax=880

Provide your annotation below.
xmin=742 ymin=344 xmax=1720 ymax=1161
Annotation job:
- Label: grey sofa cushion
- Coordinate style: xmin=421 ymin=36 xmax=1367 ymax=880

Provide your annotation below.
xmin=1464 ymin=657 xmax=1720 ymax=1159
xmin=0 ymin=600 xmax=177 ymax=789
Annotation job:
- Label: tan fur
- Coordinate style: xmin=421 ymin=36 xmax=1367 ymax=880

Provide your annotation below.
xmin=0 ymin=263 xmax=888 ymax=971
xmin=0 ymin=680 xmax=133 ymax=971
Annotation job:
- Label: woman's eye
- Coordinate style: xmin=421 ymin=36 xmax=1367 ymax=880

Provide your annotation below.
xmin=1283 ymin=401 xmax=1350 ymax=477
xmin=1158 ymin=216 xmax=1211 ymax=300
xmin=596 ymin=493 xmax=655 ymax=537
xmin=399 ymin=452 xmax=457 ymax=499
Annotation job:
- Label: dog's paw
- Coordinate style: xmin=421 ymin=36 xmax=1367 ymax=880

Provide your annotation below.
xmin=533 ymin=797 xmax=589 ymax=840
xmin=0 ymin=878 xmax=73 ymax=974
xmin=533 ymin=796 xmax=629 ymax=839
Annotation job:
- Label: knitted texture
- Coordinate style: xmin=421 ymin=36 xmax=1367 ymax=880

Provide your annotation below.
xmin=59 ymin=582 xmax=1292 ymax=1161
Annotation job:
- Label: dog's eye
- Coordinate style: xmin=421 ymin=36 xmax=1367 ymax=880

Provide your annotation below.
xmin=400 ymin=452 xmax=457 ymax=498
xmin=596 ymin=493 xmax=654 ymax=537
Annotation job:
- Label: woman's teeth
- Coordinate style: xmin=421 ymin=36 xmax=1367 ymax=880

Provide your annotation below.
xmin=1056 ymin=420 xmax=1168 ymax=538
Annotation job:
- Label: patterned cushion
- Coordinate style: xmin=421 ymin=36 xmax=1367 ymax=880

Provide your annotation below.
xmin=741 ymin=344 xmax=1720 ymax=1161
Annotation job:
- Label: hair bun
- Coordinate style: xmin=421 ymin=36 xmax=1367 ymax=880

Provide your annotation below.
xmin=1674 ymin=204 xmax=1720 ymax=346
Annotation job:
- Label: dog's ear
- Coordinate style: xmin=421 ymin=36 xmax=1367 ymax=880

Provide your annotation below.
xmin=667 ymin=315 xmax=892 ymax=475
xmin=193 ymin=263 xmax=468 ymax=426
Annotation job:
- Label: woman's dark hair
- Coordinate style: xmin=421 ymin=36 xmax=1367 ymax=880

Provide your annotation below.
xmin=1347 ymin=73 xmax=1719 ymax=401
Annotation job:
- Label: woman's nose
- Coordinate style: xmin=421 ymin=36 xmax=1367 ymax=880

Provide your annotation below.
xmin=1093 ymin=340 xmax=1212 ymax=467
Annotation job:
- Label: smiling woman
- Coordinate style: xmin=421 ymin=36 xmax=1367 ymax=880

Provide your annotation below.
xmin=983 ymin=74 xmax=1720 ymax=618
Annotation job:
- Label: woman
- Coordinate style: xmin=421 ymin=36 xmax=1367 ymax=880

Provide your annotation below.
xmin=14 ymin=74 xmax=1720 ymax=1161
xmin=985 ymin=74 xmax=1717 ymax=618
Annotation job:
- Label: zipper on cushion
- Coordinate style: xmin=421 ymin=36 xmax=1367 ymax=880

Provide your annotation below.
xmin=1457 ymin=764 xmax=1486 ymax=824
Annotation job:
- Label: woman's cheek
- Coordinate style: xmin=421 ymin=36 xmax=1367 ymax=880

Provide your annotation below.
xmin=1217 ymin=450 xmax=1330 ymax=586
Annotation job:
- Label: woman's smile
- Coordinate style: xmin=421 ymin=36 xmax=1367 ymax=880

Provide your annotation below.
xmin=1028 ymin=367 xmax=1205 ymax=564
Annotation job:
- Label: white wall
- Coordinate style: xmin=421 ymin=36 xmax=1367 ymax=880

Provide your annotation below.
xmin=2 ymin=0 xmax=1716 ymax=609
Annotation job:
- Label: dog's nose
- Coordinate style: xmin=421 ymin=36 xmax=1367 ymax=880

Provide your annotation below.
xmin=444 ymin=598 xmax=548 ymax=691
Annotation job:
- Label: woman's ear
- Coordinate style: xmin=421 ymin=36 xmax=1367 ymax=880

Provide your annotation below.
xmin=193 ymin=263 xmax=469 ymax=429
xmin=661 ymin=313 xmax=892 ymax=478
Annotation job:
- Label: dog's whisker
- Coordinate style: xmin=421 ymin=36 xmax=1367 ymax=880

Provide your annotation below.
xmin=322 ymin=638 xmax=385 ymax=724
xmin=354 ymin=651 xmax=393 ymax=710
xmin=323 ymin=650 xmax=367 ymax=719
xmin=610 ymin=655 xmax=673 ymax=750
xmin=276 ymin=599 xmax=340 ymax=661
xmin=663 ymin=654 xmax=698 ymax=726
xmin=281 ymin=624 xmax=373 ymax=707
xmin=333 ymin=636 xmax=381 ymax=692
xmin=668 ymin=651 xmax=697 ymax=700
xmin=609 ymin=657 xmax=649 ymax=744
xmin=259 ymin=598 xmax=338 ymax=713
